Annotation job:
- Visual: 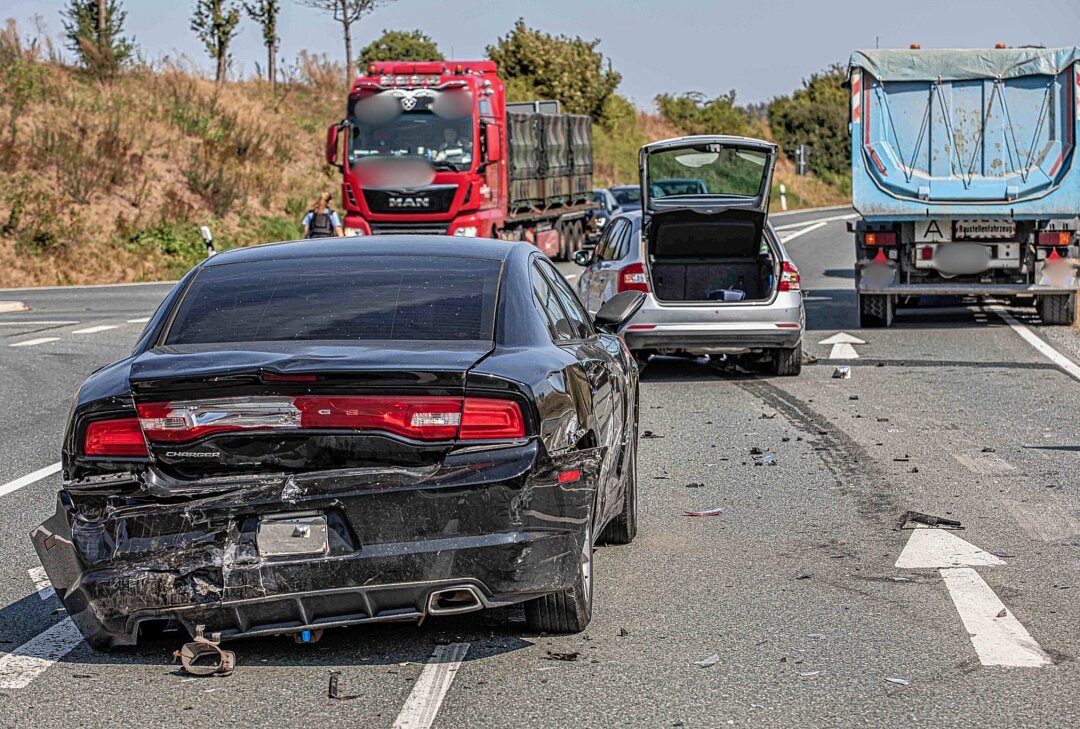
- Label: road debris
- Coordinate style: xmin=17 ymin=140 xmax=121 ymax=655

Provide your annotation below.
xmin=895 ymin=511 xmax=963 ymax=530
xmin=997 ymin=608 xmax=1008 ymax=618
xmin=694 ymin=653 xmax=720 ymax=668
xmin=884 ymin=677 xmax=909 ymax=686
xmin=173 ymin=626 xmax=235 ymax=677
xmin=685 ymin=507 xmax=724 ymax=517
xmin=848 ymin=395 xmax=859 ymax=401
xmin=795 ymin=572 xmax=814 ymax=580
xmin=328 ymin=671 xmax=359 ymax=700
xmin=799 ymin=671 xmax=821 ymax=677
xmin=544 ymin=650 xmax=581 ymax=661
xmin=684 ymin=482 xmax=704 ymax=488
xmin=807 ymin=633 xmax=826 ymax=640
xmin=642 ymin=430 xmax=664 ymax=439
xmin=618 ymin=627 xmax=630 ymax=637
xmin=832 ymin=366 xmax=851 ymax=379
xmin=761 ymin=454 xmax=777 ymax=466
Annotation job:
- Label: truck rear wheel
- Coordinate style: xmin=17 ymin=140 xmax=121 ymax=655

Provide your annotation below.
xmin=1037 ymin=294 xmax=1076 ymax=325
xmin=859 ymin=294 xmax=894 ymax=328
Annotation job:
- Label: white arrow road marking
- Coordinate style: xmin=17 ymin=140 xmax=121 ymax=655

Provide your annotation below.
xmin=896 ymin=528 xmax=1050 ymax=667
xmin=393 ymin=642 xmax=470 ymax=729
xmin=9 ymin=338 xmax=59 ymax=348
xmin=27 ymin=568 xmax=55 ymax=601
xmin=71 ymin=325 xmax=118 ymax=334
xmin=778 ymin=220 xmax=827 ymax=244
xmin=0 ymin=618 xmax=84 ymax=689
xmin=819 ymin=332 xmax=866 ymax=360
xmin=0 ymin=462 xmax=61 ymax=498
xmin=895 ymin=528 xmax=1005 ymax=569
xmin=940 ymin=568 xmax=1051 ymax=667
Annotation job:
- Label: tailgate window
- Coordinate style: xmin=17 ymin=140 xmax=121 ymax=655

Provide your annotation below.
xmin=167 ymin=255 xmax=501 ymax=344
xmin=647 ymin=145 xmax=769 ymax=199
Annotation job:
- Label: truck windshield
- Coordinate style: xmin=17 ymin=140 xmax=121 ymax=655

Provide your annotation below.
xmin=348 ymin=89 xmax=475 ymax=172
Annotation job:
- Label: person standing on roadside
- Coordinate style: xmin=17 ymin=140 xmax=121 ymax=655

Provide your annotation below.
xmin=303 ymin=192 xmax=344 ymax=238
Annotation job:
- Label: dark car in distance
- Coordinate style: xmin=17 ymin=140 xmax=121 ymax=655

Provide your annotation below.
xmin=35 ymin=237 xmax=644 ymax=648
xmin=586 ymin=189 xmax=623 ymax=245
xmin=610 ymin=185 xmax=643 ymax=212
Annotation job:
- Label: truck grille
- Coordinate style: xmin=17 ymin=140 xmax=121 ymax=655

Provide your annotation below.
xmin=369 ymin=222 xmax=451 ymax=236
xmin=363 ymin=185 xmax=458 ymax=214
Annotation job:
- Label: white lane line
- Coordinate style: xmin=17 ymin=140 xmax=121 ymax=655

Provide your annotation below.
xmin=9 ymin=337 xmax=59 ymax=348
xmin=392 ymin=642 xmax=470 ymax=729
xmin=940 ymin=568 xmax=1051 ymax=667
xmin=991 ymin=307 xmax=1080 ymax=383
xmin=778 ymin=220 xmax=828 ymax=244
xmin=70 ymin=325 xmax=119 ymax=334
xmin=773 ymin=213 xmax=859 ymax=231
xmin=0 ymin=462 xmax=62 ymax=498
xmin=953 ymin=451 xmax=1015 ymax=475
xmin=0 ymin=618 xmax=84 ymax=689
xmin=27 ymin=568 xmax=55 ymax=601
xmin=770 ymin=204 xmax=853 ymax=218
xmin=126 ymin=317 xmax=150 ymax=324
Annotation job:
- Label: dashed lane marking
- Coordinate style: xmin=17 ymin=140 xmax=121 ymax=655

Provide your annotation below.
xmin=126 ymin=317 xmax=150 ymax=324
xmin=778 ymin=220 xmax=828 ymax=244
xmin=392 ymin=642 xmax=470 ymax=729
xmin=772 ymin=213 xmax=858 ymax=231
xmin=0 ymin=321 xmax=78 ymax=327
xmin=27 ymin=568 xmax=54 ymax=601
xmin=991 ymin=306 xmax=1080 ymax=383
xmin=0 ymin=617 xmax=85 ymax=689
xmin=9 ymin=338 xmax=59 ymax=348
xmin=0 ymin=462 xmax=61 ymax=499
xmin=70 ymin=325 xmax=119 ymax=334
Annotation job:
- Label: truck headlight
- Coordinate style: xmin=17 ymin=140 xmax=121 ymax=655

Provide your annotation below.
xmin=343 ymin=227 xmax=364 ymax=237
xmin=453 ymin=226 xmax=479 ymax=237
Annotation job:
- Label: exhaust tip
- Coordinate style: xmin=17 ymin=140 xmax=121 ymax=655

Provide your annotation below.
xmin=426 ymin=586 xmax=484 ymax=616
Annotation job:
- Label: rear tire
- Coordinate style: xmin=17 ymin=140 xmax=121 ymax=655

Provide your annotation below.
xmin=525 ymin=523 xmax=593 ymax=633
xmin=1037 ymin=294 xmax=1076 ymax=325
xmin=599 ymin=426 xmax=637 ymax=545
xmin=859 ymin=294 xmax=894 ymax=328
xmin=770 ymin=342 xmax=802 ymax=376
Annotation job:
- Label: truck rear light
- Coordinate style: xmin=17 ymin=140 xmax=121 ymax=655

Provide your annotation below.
xmin=920 ymin=246 xmax=934 ymax=260
xmin=459 ymin=398 xmax=526 ymax=440
xmin=864 ymin=231 xmax=897 ymax=246
xmin=85 ymin=418 xmax=148 ymax=457
xmin=618 ymin=262 xmax=650 ymax=293
xmin=778 ymin=261 xmax=801 ymax=292
xmin=1037 ymin=230 xmax=1072 ymax=246
xmin=137 ymin=396 xmax=524 ymax=443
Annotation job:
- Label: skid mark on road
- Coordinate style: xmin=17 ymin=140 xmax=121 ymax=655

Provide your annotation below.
xmin=392 ymin=642 xmax=470 ymax=729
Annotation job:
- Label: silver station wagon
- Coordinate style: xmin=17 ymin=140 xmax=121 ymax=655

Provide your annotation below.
xmin=574 ymin=136 xmax=805 ymax=376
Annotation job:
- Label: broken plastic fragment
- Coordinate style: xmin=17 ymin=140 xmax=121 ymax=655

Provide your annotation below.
xmin=328 ymin=671 xmax=359 ymax=700
xmin=833 ymin=366 xmax=851 ymax=379
xmin=694 ymin=653 xmax=720 ymax=668
xmin=685 ymin=507 xmax=724 ymax=517
xmin=883 ymin=677 xmax=909 ymax=686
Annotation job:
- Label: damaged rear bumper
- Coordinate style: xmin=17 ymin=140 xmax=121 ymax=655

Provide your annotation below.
xmin=32 ymin=441 xmax=598 ymax=648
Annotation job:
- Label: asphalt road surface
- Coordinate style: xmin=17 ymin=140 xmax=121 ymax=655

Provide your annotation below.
xmin=2 ymin=210 xmax=1079 ymax=727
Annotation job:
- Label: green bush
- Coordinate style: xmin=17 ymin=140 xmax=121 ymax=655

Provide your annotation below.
xmin=655 ymin=91 xmax=749 ymax=137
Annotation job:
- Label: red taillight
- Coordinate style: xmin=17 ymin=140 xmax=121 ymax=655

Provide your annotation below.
xmin=558 ymin=469 xmax=581 ymax=484
xmin=136 ymin=396 xmax=525 ymax=443
xmin=778 ymin=261 xmax=801 ymax=292
xmin=84 ymin=418 xmax=148 ymax=457
xmin=459 ymin=398 xmax=525 ymax=440
xmin=1038 ymin=230 xmax=1072 ymax=246
xmin=864 ymin=231 xmax=897 ymax=246
xmin=618 ymin=262 xmax=650 ymax=293
xmin=920 ymin=246 xmax=934 ymax=260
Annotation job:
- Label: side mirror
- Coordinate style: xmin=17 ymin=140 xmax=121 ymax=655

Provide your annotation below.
xmin=326 ymin=124 xmax=342 ymax=171
xmin=484 ymin=123 xmax=502 ymax=163
xmin=594 ymin=290 xmax=646 ymax=333
xmin=572 ymin=249 xmax=592 ymax=266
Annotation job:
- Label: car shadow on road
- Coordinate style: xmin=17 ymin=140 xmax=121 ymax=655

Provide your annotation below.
xmin=804 ymin=288 xmax=1029 ymax=332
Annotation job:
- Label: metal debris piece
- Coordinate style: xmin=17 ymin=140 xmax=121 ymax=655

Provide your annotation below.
xmin=981 ymin=447 xmax=995 ymax=453
xmin=328 ymin=671 xmax=359 ymax=700
xmin=642 ymin=430 xmax=664 ymax=439
xmin=762 ymin=454 xmax=776 ymax=466
xmin=760 ymin=412 xmax=777 ymax=419
xmin=795 ymin=572 xmax=814 ymax=580
xmin=684 ymin=482 xmax=704 ymax=488
xmin=895 ymin=511 xmax=963 ymax=531
xmin=694 ymin=653 xmax=720 ymax=668
xmin=174 ymin=625 xmax=235 ymax=677
xmin=749 ymin=446 xmax=764 ymax=455
xmin=800 ymin=671 xmax=821 ymax=677
xmin=618 ymin=628 xmax=630 ymax=637
xmin=884 ymin=677 xmax=909 ymax=686
xmin=849 ymin=395 xmax=860 ymax=401
xmin=685 ymin=507 xmax=724 ymax=517
xmin=832 ymin=366 xmax=851 ymax=379
xmin=544 ymin=650 xmax=580 ymax=661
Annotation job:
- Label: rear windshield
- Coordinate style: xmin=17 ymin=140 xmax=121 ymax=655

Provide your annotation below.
xmin=647 ymin=145 xmax=768 ymax=198
xmin=166 ymin=255 xmax=501 ymax=344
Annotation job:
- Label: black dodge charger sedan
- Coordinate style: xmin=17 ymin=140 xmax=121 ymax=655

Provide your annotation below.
xmin=32 ymin=237 xmax=644 ymax=649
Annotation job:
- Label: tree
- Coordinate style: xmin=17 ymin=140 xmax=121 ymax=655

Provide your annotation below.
xmin=768 ymin=63 xmax=850 ymax=183
xmin=300 ymin=0 xmax=395 ymax=86
xmin=486 ymin=19 xmax=621 ymax=122
xmin=61 ymin=0 xmax=134 ymax=78
xmin=359 ymin=29 xmax=442 ymax=65
xmin=244 ymin=0 xmax=280 ymax=88
xmin=191 ymin=0 xmax=241 ymax=87
xmin=655 ymin=91 xmax=749 ymax=137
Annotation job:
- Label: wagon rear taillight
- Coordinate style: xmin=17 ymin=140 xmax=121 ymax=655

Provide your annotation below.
xmin=135 ymin=396 xmax=525 ymax=443
xmin=778 ymin=261 xmax=801 ymax=292
xmin=618 ymin=262 xmax=650 ymax=293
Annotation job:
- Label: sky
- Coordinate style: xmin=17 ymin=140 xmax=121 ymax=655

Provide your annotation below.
xmin=7 ymin=0 xmax=1080 ymax=107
